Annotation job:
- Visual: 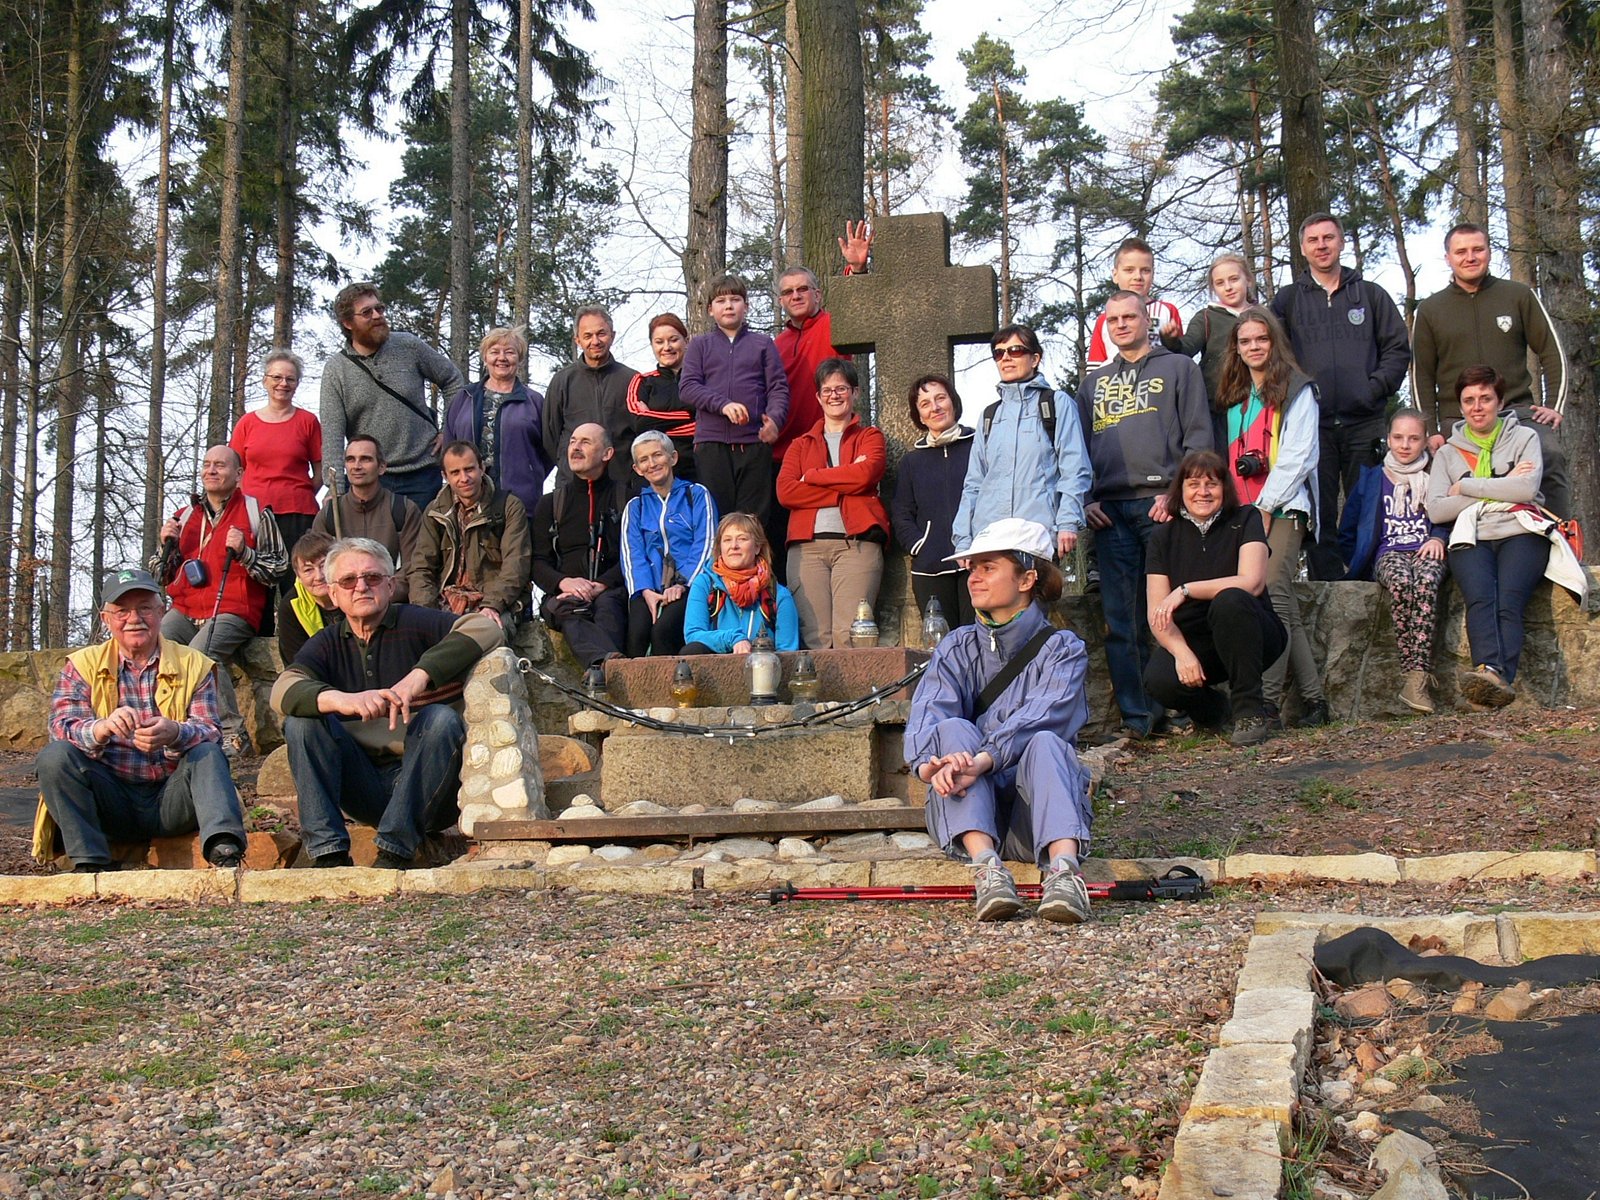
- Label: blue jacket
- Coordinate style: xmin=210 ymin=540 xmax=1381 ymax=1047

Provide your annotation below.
xmin=621 ymin=477 xmax=719 ymax=597
xmin=891 ymin=429 xmax=974 ymax=575
xmin=903 ymin=603 xmax=1089 ymax=784
xmin=1339 ymin=461 xmax=1448 ymax=581
xmin=952 ymin=374 xmax=1092 ymax=551
xmin=444 ymin=380 xmax=550 ymax=517
xmin=684 ymin=564 xmax=800 ymax=652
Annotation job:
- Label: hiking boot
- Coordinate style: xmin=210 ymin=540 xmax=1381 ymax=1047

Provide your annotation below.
xmin=221 ymin=731 xmax=252 ymax=760
xmin=311 ymin=851 xmax=354 ymax=869
xmin=970 ymin=855 xmax=1022 ymax=922
xmin=1458 ymin=664 xmax=1516 ymax=708
xmin=206 ymin=840 xmax=244 ymax=869
xmin=1296 ymin=699 xmax=1330 ymax=727
xmin=372 ymin=849 xmax=415 ymax=871
xmin=1037 ymin=864 xmax=1091 ymax=925
xmin=1399 ymin=671 xmax=1435 ymax=714
xmin=1230 ymin=715 xmax=1271 ymax=747
xmin=1262 ymin=702 xmax=1283 ymax=731
xmin=72 ymin=861 xmax=116 ymax=874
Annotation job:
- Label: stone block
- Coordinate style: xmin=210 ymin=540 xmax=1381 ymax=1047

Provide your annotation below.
xmin=1085 ymin=856 xmax=1220 ymax=884
xmin=540 ymin=735 xmax=594 ymax=779
xmin=398 ymin=865 xmax=547 ymax=895
xmin=598 ymin=647 xmax=928 ymax=708
xmin=1219 ymin=987 xmax=1318 ymax=1077
xmin=255 ymin=746 xmax=295 ymax=797
xmin=699 ymin=859 xmax=871 ymax=891
xmin=1371 ymin=1158 xmax=1448 ymax=1200
xmin=0 ymin=873 xmax=97 ymax=904
xmin=97 ymin=869 xmax=237 ymax=904
xmin=1252 ymin=911 xmax=1494 ymax=957
xmin=600 ymin=726 xmax=878 ymax=807
xmin=1158 ymin=1117 xmax=1285 ymax=1200
xmin=239 ymin=867 xmax=400 ymax=902
xmin=1401 ymin=850 xmax=1595 ymax=884
xmin=546 ymin=845 xmax=593 ymax=866
xmin=1502 ymin=912 xmax=1600 ymax=959
xmin=1185 ymin=1043 xmax=1300 ymax=1124
xmin=1223 ymin=852 xmax=1402 ymax=884
xmin=870 ymin=858 xmax=976 ymax=888
xmin=547 ymin=861 xmax=699 ymax=894
xmin=1234 ymin=929 xmax=1320 ymax=993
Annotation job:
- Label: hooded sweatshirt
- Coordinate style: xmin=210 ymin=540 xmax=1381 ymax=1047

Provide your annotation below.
xmin=1270 ymin=265 xmax=1410 ymax=425
xmin=1076 ymin=344 xmax=1213 ymax=502
xmin=1426 ymin=410 xmax=1544 ymax=543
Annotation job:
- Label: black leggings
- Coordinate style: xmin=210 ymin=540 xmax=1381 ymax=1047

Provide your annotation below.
xmin=626 ymin=595 xmax=688 ymax=658
xmin=1144 ymin=588 xmax=1286 ymax=725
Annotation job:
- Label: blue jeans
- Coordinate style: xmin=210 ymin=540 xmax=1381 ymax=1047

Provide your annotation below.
xmin=36 ymin=739 xmax=246 ymax=867
xmin=1096 ymin=497 xmax=1162 ymax=732
xmin=286 ymin=704 xmax=466 ymax=860
xmin=384 ymin=468 xmax=444 ymax=513
xmin=1449 ymin=534 xmax=1548 ymax=682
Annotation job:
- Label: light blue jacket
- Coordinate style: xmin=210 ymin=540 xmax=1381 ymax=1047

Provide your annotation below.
xmin=621 ymin=477 xmax=718 ymax=597
xmin=684 ymin=565 xmax=801 ymax=653
xmin=951 ymin=373 xmax=1093 ymax=552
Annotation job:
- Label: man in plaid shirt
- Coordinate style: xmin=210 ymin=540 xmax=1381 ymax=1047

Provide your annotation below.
xmin=36 ymin=568 xmax=247 ymax=872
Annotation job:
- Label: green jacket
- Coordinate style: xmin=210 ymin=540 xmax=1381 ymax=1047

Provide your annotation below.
xmin=408 ymin=479 xmax=533 ymax=618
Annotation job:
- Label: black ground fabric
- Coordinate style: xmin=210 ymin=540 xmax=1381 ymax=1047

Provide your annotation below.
xmin=1315 ymin=927 xmax=1600 ymax=990
xmin=1317 ymin=928 xmax=1600 ymax=1199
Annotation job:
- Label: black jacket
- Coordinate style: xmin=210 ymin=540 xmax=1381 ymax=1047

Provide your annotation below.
xmin=891 ymin=429 xmax=974 ymax=574
xmin=1270 ymin=266 xmax=1410 ymax=425
xmin=530 ymin=473 xmax=627 ymax=593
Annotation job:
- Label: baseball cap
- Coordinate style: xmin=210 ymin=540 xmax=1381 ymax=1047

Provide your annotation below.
xmin=101 ymin=567 xmax=165 ymax=606
xmin=946 ymin=518 xmax=1055 ymax=563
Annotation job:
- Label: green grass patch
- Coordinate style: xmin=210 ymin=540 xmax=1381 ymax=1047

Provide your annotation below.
xmin=1295 ymin=778 xmax=1361 ymax=812
xmin=0 ymin=981 xmax=146 ymax=1046
xmin=979 ymin=972 xmax=1030 ymax=999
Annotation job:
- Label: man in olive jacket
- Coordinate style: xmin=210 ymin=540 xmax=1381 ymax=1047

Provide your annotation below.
xmin=408 ymin=441 xmax=533 ymax=626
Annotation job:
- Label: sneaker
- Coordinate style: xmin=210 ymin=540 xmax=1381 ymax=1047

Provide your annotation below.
xmin=1084 ymin=568 xmax=1101 ymax=595
xmin=206 ymin=840 xmax=244 ymax=869
xmin=1038 ymin=864 xmax=1092 ymax=925
xmin=1296 ymin=699 xmax=1330 ymax=727
xmin=1458 ymin=664 xmax=1516 ymax=708
xmin=1230 ymin=716 xmax=1271 ymax=747
xmin=372 ymin=849 xmax=414 ymax=871
xmin=971 ymin=855 xmax=1022 ymax=922
xmin=1399 ymin=671 xmax=1435 ymax=714
xmin=311 ymin=851 xmax=355 ymax=869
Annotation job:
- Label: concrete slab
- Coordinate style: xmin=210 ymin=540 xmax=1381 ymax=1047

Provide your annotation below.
xmin=600 ymin=726 xmax=877 ymax=807
xmin=1158 ymin=1117 xmax=1284 ymax=1200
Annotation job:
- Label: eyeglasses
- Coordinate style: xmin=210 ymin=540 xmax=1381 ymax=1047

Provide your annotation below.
xmin=354 ymin=303 xmax=387 ymax=319
xmin=104 ymin=606 xmax=160 ymax=623
xmin=331 ymin=571 xmax=390 ymax=591
xmin=779 ymin=286 xmax=815 ymax=298
xmin=819 ymin=386 xmax=854 ymax=399
xmin=265 ymin=373 xmax=299 ymax=385
xmin=991 ymin=345 xmax=1034 ymax=360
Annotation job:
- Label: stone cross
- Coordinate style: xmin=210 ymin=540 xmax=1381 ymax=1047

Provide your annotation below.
xmin=824 ymin=212 xmax=998 ymax=468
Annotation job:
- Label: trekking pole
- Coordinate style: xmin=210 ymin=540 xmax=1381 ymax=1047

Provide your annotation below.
xmin=323 ymin=466 xmax=344 ymax=538
xmin=196 ymin=547 xmax=238 ymax=656
xmin=758 ymin=867 xmax=1209 ymax=906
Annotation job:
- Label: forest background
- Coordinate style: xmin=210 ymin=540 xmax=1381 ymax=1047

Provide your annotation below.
xmin=2 ymin=0 xmax=1595 ymax=648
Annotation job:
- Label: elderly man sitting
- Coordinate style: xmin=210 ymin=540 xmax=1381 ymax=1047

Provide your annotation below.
xmin=272 ymin=537 xmax=503 ymax=869
xmin=35 ymin=568 xmax=247 ymax=872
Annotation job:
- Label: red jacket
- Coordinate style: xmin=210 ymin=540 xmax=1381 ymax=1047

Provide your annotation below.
xmin=773 ymin=311 xmax=845 ymax=464
xmin=165 ymin=491 xmax=269 ymax=626
xmin=775 ymin=416 xmax=890 ymax=543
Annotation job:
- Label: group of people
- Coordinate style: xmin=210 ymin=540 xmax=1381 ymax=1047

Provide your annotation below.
xmin=32 ymin=211 xmax=1586 ymax=930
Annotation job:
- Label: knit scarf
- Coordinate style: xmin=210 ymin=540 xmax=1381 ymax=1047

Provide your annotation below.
xmin=924 ymin=424 xmax=964 ymax=448
xmin=1381 ymin=449 xmax=1431 ymax=515
xmin=1464 ymin=420 xmax=1503 ymax=479
xmin=714 ymin=558 xmax=773 ymax=613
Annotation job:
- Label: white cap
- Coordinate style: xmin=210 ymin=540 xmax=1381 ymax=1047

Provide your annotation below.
xmin=946 ymin=518 xmax=1054 ymax=563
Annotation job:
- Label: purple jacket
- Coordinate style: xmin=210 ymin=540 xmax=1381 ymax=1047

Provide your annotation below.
xmin=444 ymin=380 xmax=551 ymax=517
xmin=681 ymin=326 xmax=790 ymax=446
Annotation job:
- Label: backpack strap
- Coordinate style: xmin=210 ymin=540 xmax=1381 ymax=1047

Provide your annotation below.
xmin=390 ymin=490 xmax=407 ymax=533
xmin=973 ymin=627 xmax=1056 ymax=719
xmin=982 ymin=395 xmax=1057 ymax=444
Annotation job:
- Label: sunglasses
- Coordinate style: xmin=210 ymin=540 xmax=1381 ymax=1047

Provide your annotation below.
xmin=354 ymin=303 xmax=387 ymax=319
xmin=991 ymin=345 xmax=1035 ymax=360
xmin=331 ymin=571 xmax=390 ymax=591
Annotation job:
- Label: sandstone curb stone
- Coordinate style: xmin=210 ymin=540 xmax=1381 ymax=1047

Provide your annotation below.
xmin=398 ymin=866 xmax=547 ymax=895
xmin=1502 ymin=911 xmax=1600 ymax=959
xmin=97 ymin=868 xmax=237 ymax=904
xmin=239 ymin=867 xmax=400 ymax=902
xmin=698 ymin=859 xmax=872 ymax=891
xmin=1223 ymin=852 xmax=1402 ymax=884
xmin=1185 ymin=1043 xmax=1299 ymax=1125
xmin=547 ymin=861 xmax=697 ymax=894
xmin=1253 ymin=911 xmax=1496 ymax=957
xmin=1085 ymin=856 xmax=1219 ymax=884
xmin=1157 ymin=1117 xmax=1284 ymax=1200
xmin=1234 ymin=928 xmax=1320 ymax=992
xmin=0 ymin=873 xmax=97 ymax=904
xmin=870 ymin=858 xmax=974 ymax=887
xmin=1219 ymin=987 xmax=1317 ymax=1077
xmin=1400 ymin=850 xmax=1595 ymax=884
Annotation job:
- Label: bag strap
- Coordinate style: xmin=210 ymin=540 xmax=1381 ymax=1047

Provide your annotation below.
xmin=973 ymin=627 xmax=1056 ymax=718
xmin=390 ymin=489 xmax=407 ymax=532
xmin=982 ymin=395 xmax=1056 ymax=444
xmin=342 ymin=349 xmax=439 ymax=431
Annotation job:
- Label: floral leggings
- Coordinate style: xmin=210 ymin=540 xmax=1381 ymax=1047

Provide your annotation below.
xmin=1374 ymin=550 xmax=1447 ymax=672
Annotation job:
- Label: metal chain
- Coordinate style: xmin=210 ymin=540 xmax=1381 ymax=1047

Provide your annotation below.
xmin=514 ymin=657 xmax=928 ymax=742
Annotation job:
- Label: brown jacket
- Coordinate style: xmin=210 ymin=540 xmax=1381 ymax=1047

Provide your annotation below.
xmin=407 ymin=480 xmax=533 ymax=617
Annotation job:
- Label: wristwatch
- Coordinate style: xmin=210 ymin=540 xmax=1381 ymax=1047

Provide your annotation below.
xmin=1179 ymin=583 xmax=1191 ymax=598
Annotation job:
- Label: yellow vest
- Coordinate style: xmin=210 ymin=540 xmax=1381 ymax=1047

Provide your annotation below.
xmin=32 ymin=638 xmax=218 ymax=862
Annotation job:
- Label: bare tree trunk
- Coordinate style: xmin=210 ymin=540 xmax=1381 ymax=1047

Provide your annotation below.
xmin=684 ymin=0 xmax=728 ymax=332
xmin=144 ymin=0 xmax=175 ymax=560
xmin=1493 ymin=0 xmax=1535 ymax=284
xmin=1246 ymin=40 xmax=1276 ymax=296
xmin=16 ymin=258 xmax=41 ymax=652
xmin=1069 ymin=163 xmax=1088 ymax=378
xmin=992 ymin=81 xmax=1013 ymax=324
xmin=49 ymin=0 xmax=87 ymax=647
xmin=1272 ymin=0 xmax=1329 ymax=275
xmin=764 ymin=45 xmax=784 ymax=293
xmin=235 ymin=245 xmax=257 ymax=422
xmin=1364 ymin=98 xmax=1418 ymax=327
xmin=1523 ymin=0 xmax=1597 ymax=547
xmin=0 ymin=259 xmax=19 ymax=649
xmin=91 ymin=342 xmax=110 ymax=617
xmin=513 ymin=0 xmax=533 ymax=331
xmin=448 ymin=0 xmax=472 ymax=365
xmin=1445 ymin=0 xmax=1486 ymax=223
xmin=210 ymin=0 xmax=248 ymax=445
xmin=798 ymin=0 xmax=864 ymax=279
xmin=783 ymin=0 xmax=803 ymax=268
xmin=273 ymin=0 xmax=299 ymax=348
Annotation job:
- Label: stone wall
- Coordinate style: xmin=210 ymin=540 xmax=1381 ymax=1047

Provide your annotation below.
xmin=1 ymin=579 xmax=1594 ymax=754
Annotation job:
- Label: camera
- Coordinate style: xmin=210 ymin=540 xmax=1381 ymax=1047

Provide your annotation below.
xmin=1234 ymin=451 xmax=1267 ymax=479
xmin=182 ymin=560 xmax=210 ymax=588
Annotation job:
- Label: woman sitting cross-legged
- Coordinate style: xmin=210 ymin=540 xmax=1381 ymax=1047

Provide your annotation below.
xmin=681 ymin=512 xmax=800 ymax=654
xmin=1142 ymin=450 xmax=1287 ymax=747
xmin=903 ymin=518 xmax=1094 ymax=926
xmin=621 ymin=431 xmax=718 ymax=657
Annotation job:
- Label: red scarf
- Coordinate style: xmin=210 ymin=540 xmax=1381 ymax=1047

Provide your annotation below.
xmin=714 ymin=558 xmax=771 ymax=611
